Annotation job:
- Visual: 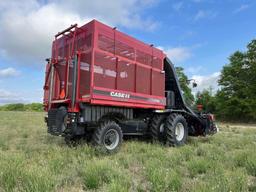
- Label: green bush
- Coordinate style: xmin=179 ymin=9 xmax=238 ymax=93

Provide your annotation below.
xmin=0 ymin=103 xmax=43 ymax=112
xmin=188 ymin=158 xmax=210 ymax=177
xmin=145 ymin=160 xmax=182 ymax=192
xmin=235 ymin=151 xmax=256 ymax=176
xmin=4 ymin=103 xmax=25 ymax=111
xmin=26 ymin=103 xmax=43 ymax=112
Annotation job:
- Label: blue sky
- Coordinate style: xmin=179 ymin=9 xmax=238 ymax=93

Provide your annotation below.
xmin=0 ymin=0 xmax=255 ymax=104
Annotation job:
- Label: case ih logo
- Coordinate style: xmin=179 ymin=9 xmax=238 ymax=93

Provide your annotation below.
xmin=110 ymin=92 xmax=130 ymax=99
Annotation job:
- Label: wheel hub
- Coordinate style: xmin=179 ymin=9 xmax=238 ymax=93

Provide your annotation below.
xmin=175 ymin=122 xmax=185 ymax=141
xmin=103 ymin=129 xmax=119 ymax=150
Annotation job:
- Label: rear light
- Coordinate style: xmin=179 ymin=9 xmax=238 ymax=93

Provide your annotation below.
xmin=208 ymin=114 xmax=215 ymax=121
xmin=43 ymin=103 xmax=48 ymax=111
xmin=197 ymin=104 xmax=203 ymax=112
xmin=43 ymin=85 xmax=49 ymax=90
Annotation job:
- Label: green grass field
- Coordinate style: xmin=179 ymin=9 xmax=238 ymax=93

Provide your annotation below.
xmin=0 ymin=111 xmax=256 ymax=192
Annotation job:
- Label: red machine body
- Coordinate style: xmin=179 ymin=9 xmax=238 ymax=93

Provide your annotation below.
xmin=43 ymin=20 xmax=217 ymax=153
xmin=43 ymin=20 xmax=166 ymax=112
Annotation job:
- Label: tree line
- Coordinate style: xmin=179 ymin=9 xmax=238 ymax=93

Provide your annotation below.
xmin=180 ymin=39 xmax=256 ymax=122
xmin=0 ymin=103 xmax=43 ymax=112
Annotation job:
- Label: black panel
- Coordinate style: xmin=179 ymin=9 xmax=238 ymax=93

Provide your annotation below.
xmin=80 ymin=104 xmax=133 ymax=123
xmin=119 ymin=120 xmax=148 ymax=135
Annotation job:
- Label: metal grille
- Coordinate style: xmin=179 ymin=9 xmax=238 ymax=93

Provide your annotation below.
xmin=81 ymin=104 xmax=133 ymax=122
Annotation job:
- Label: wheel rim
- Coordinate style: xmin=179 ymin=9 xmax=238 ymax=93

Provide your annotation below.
xmin=175 ymin=122 xmax=185 ymax=141
xmin=103 ymin=129 xmax=119 ymax=150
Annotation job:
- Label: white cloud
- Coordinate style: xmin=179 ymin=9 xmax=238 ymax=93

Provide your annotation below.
xmin=0 ymin=89 xmax=42 ymax=105
xmin=0 ymin=89 xmax=16 ymax=98
xmin=173 ymin=2 xmax=183 ymax=11
xmin=0 ymin=1 xmax=87 ymax=65
xmin=0 ymin=89 xmax=23 ymax=104
xmin=0 ymin=67 xmax=20 ymax=77
xmin=0 ymin=0 xmax=158 ymax=66
xmin=55 ymin=0 xmax=158 ymax=30
xmin=191 ymin=72 xmax=220 ymax=94
xmin=158 ymin=46 xmax=192 ymax=63
xmin=194 ymin=10 xmax=217 ymax=21
xmin=194 ymin=10 xmax=206 ymax=20
xmin=233 ymin=4 xmax=250 ymax=14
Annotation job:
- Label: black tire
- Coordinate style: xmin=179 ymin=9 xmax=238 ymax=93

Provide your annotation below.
xmin=92 ymin=121 xmax=123 ymax=153
xmin=165 ymin=113 xmax=188 ymax=147
xmin=150 ymin=115 xmax=167 ymax=142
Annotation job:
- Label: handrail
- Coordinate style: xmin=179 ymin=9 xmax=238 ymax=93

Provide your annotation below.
xmin=51 ymin=24 xmax=79 ymax=102
xmin=55 ymin=24 xmax=77 ymax=38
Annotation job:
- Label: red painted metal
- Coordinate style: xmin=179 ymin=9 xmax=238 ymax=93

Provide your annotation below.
xmin=90 ymin=99 xmax=163 ymax=109
xmin=43 ymin=20 xmax=166 ymax=112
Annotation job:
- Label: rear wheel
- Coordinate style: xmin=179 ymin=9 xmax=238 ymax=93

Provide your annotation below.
xmin=92 ymin=121 xmax=123 ymax=153
xmin=150 ymin=115 xmax=167 ymax=143
xmin=165 ymin=113 xmax=188 ymax=146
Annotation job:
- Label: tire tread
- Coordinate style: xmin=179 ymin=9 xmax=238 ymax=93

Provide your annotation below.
xmin=165 ymin=113 xmax=188 ymax=147
xmin=92 ymin=121 xmax=123 ymax=153
xmin=150 ymin=115 xmax=166 ymax=142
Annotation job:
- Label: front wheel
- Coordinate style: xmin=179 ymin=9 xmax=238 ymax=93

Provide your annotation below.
xmin=150 ymin=114 xmax=167 ymax=143
xmin=165 ymin=113 xmax=188 ymax=146
xmin=92 ymin=121 xmax=123 ymax=153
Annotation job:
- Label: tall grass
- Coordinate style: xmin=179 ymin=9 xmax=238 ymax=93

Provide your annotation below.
xmin=0 ymin=112 xmax=255 ymax=191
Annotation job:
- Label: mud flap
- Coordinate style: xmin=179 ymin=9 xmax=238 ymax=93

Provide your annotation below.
xmin=47 ymin=107 xmax=67 ymax=136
